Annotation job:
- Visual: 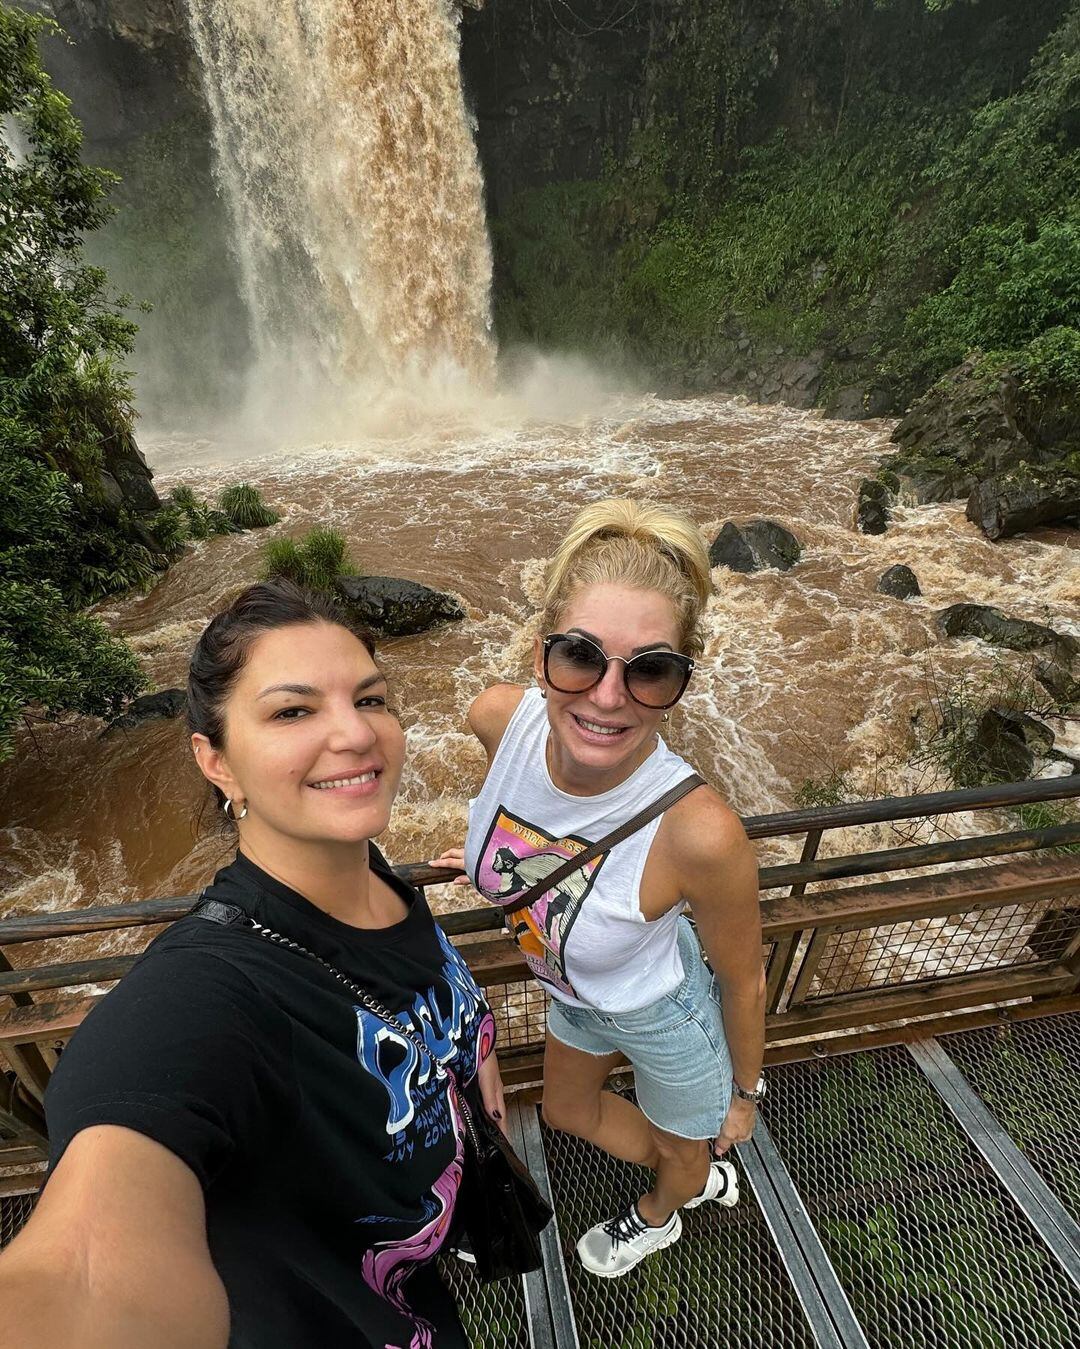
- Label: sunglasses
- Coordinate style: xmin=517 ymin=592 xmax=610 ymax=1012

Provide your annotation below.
xmin=542 ymin=633 xmax=694 ymax=710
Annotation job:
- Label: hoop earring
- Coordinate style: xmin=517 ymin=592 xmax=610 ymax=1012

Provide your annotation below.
xmin=223 ymin=798 xmax=248 ymax=821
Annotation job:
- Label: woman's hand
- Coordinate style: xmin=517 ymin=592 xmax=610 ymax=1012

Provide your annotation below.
xmin=428 ymin=846 xmax=471 ymax=886
xmin=477 ymin=1051 xmax=507 ymax=1137
xmin=712 ymin=1097 xmax=757 ymax=1156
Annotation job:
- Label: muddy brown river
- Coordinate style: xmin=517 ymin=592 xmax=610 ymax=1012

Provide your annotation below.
xmin=3 ymin=394 xmax=1078 ymax=943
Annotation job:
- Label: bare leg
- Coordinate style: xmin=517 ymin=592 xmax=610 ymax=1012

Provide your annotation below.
xmin=541 ymin=1033 xmax=660 ymax=1169
xmin=637 ymin=1127 xmax=710 ymax=1226
xmin=542 ymin=1034 xmax=712 ymax=1226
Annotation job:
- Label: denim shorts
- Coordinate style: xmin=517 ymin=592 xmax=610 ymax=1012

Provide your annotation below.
xmin=546 ymin=917 xmax=733 ymax=1139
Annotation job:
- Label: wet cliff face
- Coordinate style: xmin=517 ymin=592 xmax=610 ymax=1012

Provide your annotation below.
xmin=34 ymin=1 xmax=200 ymax=149
xmin=460 ymin=2 xmax=655 ymax=213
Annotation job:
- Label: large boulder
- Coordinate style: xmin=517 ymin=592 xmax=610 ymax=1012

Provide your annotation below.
xmin=336 ymin=576 xmax=465 ymax=637
xmin=1035 ymin=660 xmax=1080 ymax=709
xmin=966 ymin=463 xmax=1080 ymax=539
xmin=826 ymin=386 xmax=868 ymax=421
xmin=877 ymin=565 xmax=921 ymax=599
xmin=709 ymin=520 xmax=801 ymax=573
xmin=935 ymin=604 xmax=1079 ymax=664
xmin=966 ymin=708 xmax=1053 ymax=783
xmin=102 ymin=687 xmax=186 ymax=735
xmin=886 ymin=359 xmax=1044 ymax=504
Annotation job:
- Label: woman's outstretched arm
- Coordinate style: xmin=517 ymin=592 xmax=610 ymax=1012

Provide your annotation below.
xmin=0 ymin=1125 xmax=229 ymax=1349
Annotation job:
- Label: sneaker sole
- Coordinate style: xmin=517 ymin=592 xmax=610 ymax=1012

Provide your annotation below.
xmin=576 ymin=1214 xmax=683 ymax=1278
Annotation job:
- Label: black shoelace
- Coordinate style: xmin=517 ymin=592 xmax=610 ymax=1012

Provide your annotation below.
xmin=602 ymin=1205 xmax=651 ymax=1248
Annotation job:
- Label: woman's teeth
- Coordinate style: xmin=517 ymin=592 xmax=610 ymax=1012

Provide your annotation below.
xmin=311 ymin=772 xmax=377 ymax=789
xmin=575 ymin=716 xmax=624 ymax=736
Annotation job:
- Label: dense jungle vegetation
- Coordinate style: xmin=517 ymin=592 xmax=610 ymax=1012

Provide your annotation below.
xmin=491 ymin=0 xmax=1080 ymax=412
xmin=0 ymin=5 xmax=147 ymax=758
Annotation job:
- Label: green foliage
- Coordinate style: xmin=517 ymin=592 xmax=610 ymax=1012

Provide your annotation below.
xmin=218 ymin=483 xmax=280 ymax=529
xmin=794 ymin=771 xmax=857 ymax=809
xmin=169 ymin=485 xmax=233 ymax=541
xmin=493 ymin=0 xmax=1080 ymax=402
xmin=0 ymin=580 xmax=145 ymax=760
xmin=262 ymin=528 xmax=354 ymax=592
xmin=911 ymin=656 xmax=1059 ymax=789
xmin=0 ymin=4 xmax=161 ymax=756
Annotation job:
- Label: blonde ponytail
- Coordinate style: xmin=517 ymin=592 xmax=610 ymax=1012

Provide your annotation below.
xmin=539 ymin=499 xmax=712 ymax=657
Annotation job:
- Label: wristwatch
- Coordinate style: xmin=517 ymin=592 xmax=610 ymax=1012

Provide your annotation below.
xmin=732 ymin=1074 xmax=767 ymax=1104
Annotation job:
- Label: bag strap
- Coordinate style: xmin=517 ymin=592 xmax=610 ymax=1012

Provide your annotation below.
xmin=502 ymin=772 xmax=706 ymax=922
xmin=190 ymin=899 xmax=447 ymax=1078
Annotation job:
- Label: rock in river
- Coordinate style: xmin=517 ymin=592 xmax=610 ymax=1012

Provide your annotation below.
xmin=877 ymin=565 xmax=921 ymax=599
xmin=336 ymin=576 xmax=465 ymax=637
xmin=103 ymin=688 xmax=186 ymax=736
xmin=709 ymin=520 xmax=802 ymax=573
xmin=935 ymin=604 xmax=1078 ymax=664
xmin=966 ymin=464 xmax=1080 ymax=540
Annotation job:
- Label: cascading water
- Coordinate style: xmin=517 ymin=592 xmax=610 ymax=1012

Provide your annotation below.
xmin=184 ymin=0 xmax=495 ymax=411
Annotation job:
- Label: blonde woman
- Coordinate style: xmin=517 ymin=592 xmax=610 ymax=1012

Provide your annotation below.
xmin=435 ymin=500 xmax=765 ymax=1278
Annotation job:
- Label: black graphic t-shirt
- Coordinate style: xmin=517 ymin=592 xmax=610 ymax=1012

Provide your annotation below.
xmin=45 ymin=847 xmax=495 ymax=1349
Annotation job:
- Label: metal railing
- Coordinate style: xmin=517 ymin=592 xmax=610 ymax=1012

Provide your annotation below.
xmin=2 ymin=775 xmax=1079 ymax=1168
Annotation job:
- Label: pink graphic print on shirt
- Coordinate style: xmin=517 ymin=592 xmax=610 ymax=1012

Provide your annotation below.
xmin=473 ymin=805 xmax=608 ymax=998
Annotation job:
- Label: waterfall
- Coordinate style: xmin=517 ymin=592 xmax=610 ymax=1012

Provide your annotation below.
xmin=185 ymin=0 xmax=494 ymax=405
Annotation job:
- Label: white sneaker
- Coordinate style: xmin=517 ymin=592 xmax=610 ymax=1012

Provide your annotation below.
xmin=576 ymin=1203 xmax=683 ymax=1278
xmin=684 ymin=1159 xmax=739 ymax=1209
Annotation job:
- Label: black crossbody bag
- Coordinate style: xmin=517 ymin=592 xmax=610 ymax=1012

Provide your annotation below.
xmin=192 ymin=771 xmax=703 ymax=1282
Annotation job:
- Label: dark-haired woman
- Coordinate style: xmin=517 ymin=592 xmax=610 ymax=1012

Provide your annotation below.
xmin=0 ymin=580 xmax=504 ymax=1349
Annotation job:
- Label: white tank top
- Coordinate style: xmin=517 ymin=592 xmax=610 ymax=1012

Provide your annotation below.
xmin=464 ymin=687 xmax=698 ymax=1012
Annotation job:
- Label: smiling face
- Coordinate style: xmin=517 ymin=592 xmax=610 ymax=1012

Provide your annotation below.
xmin=534 ymin=582 xmax=684 ymax=789
xmin=192 ymin=621 xmax=405 ymax=849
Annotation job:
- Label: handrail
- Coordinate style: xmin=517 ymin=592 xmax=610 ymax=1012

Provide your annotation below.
xmin=2 ymin=775 xmax=1078 ymax=946
xmin=741 ymin=773 xmax=1080 ymax=839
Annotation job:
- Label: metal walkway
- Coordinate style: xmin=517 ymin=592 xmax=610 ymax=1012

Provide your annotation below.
xmin=3 ymin=1014 xmax=1079 ymax=1348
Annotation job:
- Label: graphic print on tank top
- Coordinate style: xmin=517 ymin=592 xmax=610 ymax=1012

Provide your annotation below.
xmin=473 ymin=805 xmax=609 ymax=998
xmin=355 ymin=926 xmax=495 ymax=1349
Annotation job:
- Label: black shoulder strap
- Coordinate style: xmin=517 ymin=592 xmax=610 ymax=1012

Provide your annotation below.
xmin=503 ymin=772 xmax=706 ymax=921
xmin=190 ymin=893 xmax=247 ymax=926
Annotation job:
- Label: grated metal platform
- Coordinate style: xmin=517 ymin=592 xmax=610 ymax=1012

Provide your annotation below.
xmin=438 ymin=1254 xmax=531 ymax=1349
xmin=761 ymin=1041 xmax=1080 ymax=1348
xmin=541 ymin=1090 xmax=818 ymax=1349
xmin=0 ymin=1190 xmax=34 ymax=1249
xmin=939 ymin=1013 xmax=1080 ymax=1227
xmin=3 ymin=1015 xmax=1080 ymax=1347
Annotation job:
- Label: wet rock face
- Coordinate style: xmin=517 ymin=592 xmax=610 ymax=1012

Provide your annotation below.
xmin=966 ymin=707 xmax=1052 ymax=782
xmin=966 ymin=465 xmax=1080 ymax=540
xmin=709 ymin=520 xmax=802 ymax=573
xmin=884 ymin=358 xmax=1080 ymax=537
xmin=1035 ymin=659 xmax=1080 ymax=709
xmin=335 ymin=576 xmax=466 ymax=637
xmin=877 ymin=564 xmax=921 ymax=599
xmin=935 ymin=604 xmax=1079 ymax=665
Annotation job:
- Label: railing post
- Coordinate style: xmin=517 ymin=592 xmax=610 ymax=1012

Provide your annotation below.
xmin=0 ymin=949 xmax=53 ymax=1104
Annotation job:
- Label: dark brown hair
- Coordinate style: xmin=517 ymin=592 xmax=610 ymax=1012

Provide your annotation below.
xmin=188 ymin=579 xmax=376 ymax=809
